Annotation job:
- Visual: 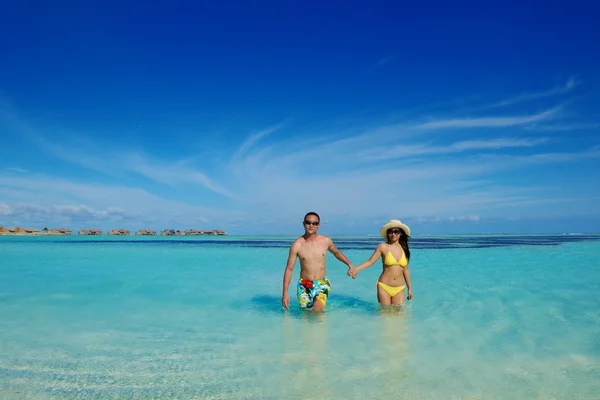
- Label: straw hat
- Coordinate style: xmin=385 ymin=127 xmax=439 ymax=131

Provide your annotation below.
xmin=379 ymin=219 xmax=411 ymax=238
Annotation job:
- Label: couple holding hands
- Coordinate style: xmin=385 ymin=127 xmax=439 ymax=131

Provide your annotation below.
xmin=281 ymin=212 xmax=413 ymax=311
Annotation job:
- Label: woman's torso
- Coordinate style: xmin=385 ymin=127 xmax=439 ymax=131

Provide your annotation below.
xmin=378 ymin=243 xmax=407 ymax=286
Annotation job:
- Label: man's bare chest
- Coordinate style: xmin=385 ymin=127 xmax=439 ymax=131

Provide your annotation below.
xmin=298 ymin=244 xmax=327 ymax=260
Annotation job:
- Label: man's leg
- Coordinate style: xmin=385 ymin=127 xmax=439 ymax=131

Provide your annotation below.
xmin=311 ymin=278 xmax=330 ymax=311
xmin=297 ymin=278 xmax=311 ymax=309
xmin=312 ymin=295 xmax=325 ymax=311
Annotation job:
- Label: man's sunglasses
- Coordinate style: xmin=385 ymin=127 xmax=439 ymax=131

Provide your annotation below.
xmin=303 ymin=221 xmax=320 ymax=226
xmin=387 ymin=229 xmax=402 ymax=235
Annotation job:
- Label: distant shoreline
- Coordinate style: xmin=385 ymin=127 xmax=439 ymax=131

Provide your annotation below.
xmin=0 ymin=228 xmax=227 ymax=236
xmin=0 ymin=232 xmax=71 ymax=236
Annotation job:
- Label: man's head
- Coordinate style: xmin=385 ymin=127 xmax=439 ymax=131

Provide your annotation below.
xmin=303 ymin=212 xmax=320 ymax=233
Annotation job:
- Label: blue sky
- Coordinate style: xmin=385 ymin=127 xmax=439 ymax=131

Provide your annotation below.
xmin=1 ymin=1 xmax=599 ymax=234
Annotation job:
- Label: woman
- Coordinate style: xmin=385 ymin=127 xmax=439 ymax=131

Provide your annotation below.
xmin=353 ymin=220 xmax=413 ymax=305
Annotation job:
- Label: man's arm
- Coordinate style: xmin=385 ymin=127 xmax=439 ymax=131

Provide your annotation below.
xmin=281 ymin=240 xmax=300 ymax=308
xmin=327 ymin=238 xmax=354 ymax=269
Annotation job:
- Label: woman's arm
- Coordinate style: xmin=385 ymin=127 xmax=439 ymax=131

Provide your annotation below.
xmin=403 ymin=265 xmax=413 ymax=300
xmin=354 ymin=244 xmax=383 ymax=272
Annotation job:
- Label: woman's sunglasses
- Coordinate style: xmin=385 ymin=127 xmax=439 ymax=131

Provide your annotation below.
xmin=303 ymin=220 xmax=320 ymax=226
xmin=387 ymin=229 xmax=402 ymax=235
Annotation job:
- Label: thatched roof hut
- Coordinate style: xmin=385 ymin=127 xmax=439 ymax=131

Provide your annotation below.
xmin=78 ymin=228 xmax=103 ymax=235
xmin=108 ymin=229 xmax=131 ymax=236
xmin=135 ymin=229 xmax=157 ymax=236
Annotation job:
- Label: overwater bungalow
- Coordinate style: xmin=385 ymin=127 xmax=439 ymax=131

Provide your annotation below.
xmin=0 ymin=227 xmax=47 ymax=235
xmin=108 ymin=229 xmax=131 ymax=236
xmin=78 ymin=228 xmax=103 ymax=235
xmin=135 ymin=229 xmax=156 ymax=236
xmin=160 ymin=229 xmax=184 ymax=236
xmin=184 ymin=229 xmax=227 ymax=236
xmin=50 ymin=228 xmax=72 ymax=235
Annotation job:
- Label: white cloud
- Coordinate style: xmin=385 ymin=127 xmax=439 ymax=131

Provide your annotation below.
xmin=0 ymin=203 xmax=11 ymax=215
xmin=1 ymin=79 xmax=598 ymax=233
xmin=0 ymin=174 xmax=247 ymax=229
xmin=481 ymin=77 xmax=579 ymax=109
xmin=416 ymin=106 xmax=561 ymax=129
xmin=447 ymin=215 xmax=481 ymax=223
xmin=352 ymin=137 xmax=550 ymax=162
xmin=4 ymin=167 xmax=27 ymax=173
xmin=123 ymin=153 xmax=237 ymax=199
xmin=223 ymin=118 xmax=599 ymax=223
xmin=232 ymin=124 xmax=283 ymax=160
xmin=525 ymin=123 xmax=600 ymax=131
xmin=416 ymin=216 xmax=441 ymax=223
xmin=0 ymin=104 xmax=235 ymax=199
xmin=2 ymin=203 xmax=138 ymax=221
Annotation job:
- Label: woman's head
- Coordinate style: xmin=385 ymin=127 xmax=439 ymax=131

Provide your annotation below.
xmin=379 ymin=220 xmax=410 ymax=239
xmin=380 ymin=220 xmax=411 ymax=261
xmin=386 ymin=227 xmax=407 ymax=241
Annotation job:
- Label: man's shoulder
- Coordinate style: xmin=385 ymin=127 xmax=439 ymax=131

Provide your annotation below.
xmin=317 ymin=234 xmax=333 ymax=245
xmin=294 ymin=234 xmax=331 ymax=246
xmin=291 ymin=235 xmax=310 ymax=247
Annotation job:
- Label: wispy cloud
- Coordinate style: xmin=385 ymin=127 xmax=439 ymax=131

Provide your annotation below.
xmin=473 ymin=146 xmax=600 ymax=165
xmin=122 ymin=153 xmax=238 ymax=199
xmin=480 ymin=196 xmax=600 ymax=208
xmin=524 ymin=122 xmax=600 ymax=132
xmin=0 ymin=174 xmax=247 ymax=229
xmin=0 ymin=203 xmax=10 ymax=216
xmin=1 ymin=78 xmax=598 ymax=232
xmin=4 ymin=167 xmax=27 ymax=173
xmin=416 ymin=106 xmax=562 ymax=129
xmin=233 ymin=124 xmax=284 ymax=160
xmin=351 ymin=137 xmax=550 ymax=162
xmin=0 ymin=103 xmax=236 ymax=199
xmin=0 ymin=203 xmax=139 ymax=221
xmin=481 ymin=77 xmax=579 ymax=109
xmin=223 ymin=114 xmax=597 ymax=223
xmin=447 ymin=215 xmax=481 ymax=222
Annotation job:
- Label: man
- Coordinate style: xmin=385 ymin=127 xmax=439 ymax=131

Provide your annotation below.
xmin=281 ymin=212 xmax=355 ymax=311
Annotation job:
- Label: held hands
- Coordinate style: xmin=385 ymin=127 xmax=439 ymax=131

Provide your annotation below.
xmin=347 ymin=266 xmax=358 ymax=279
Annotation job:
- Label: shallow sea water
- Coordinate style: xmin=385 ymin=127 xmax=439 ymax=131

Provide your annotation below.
xmin=1 ymin=234 xmax=599 ymax=399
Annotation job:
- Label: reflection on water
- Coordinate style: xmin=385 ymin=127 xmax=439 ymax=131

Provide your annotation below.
xmin=375 ymin=305 xmax=412 ymax=396
xmin=277 ymin=304 xmax=412 ymax=399
xmin=280 ymin=310 xmax=332 ymax=399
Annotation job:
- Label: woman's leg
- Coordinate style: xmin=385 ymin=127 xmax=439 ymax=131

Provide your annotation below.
xmin=377 ymin=282 xmax=392 ymax=305
xmin=391 ymin=288 xmax=405 ymax=305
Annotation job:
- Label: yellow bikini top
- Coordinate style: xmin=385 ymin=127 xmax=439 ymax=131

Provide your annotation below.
xmin=384 ymin=247 xmax=407 ymax=268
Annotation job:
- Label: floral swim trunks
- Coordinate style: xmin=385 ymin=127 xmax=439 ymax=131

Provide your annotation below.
xmin=297 ymin=277 xmax=331 ymax=309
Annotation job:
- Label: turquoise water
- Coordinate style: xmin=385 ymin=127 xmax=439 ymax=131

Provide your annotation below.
xmin=1 ymin=234 xmax=599 ymax=399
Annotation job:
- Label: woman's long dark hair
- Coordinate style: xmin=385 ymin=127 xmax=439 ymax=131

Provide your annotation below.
xmin=388 ymin=228 xmax=410 ymax=262
xmin=399 ymin=229 xmax=410 ymax=262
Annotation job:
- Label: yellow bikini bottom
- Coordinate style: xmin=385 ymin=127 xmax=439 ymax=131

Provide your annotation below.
xmin=377 ymin=281 xmax=405 ymax=297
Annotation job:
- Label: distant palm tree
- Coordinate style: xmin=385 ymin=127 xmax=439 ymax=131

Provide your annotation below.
xmin=43 ymin=227 xmax=49 ymax=233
